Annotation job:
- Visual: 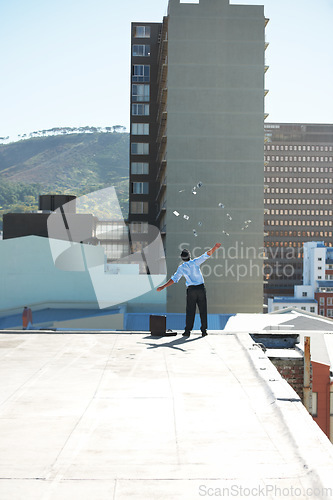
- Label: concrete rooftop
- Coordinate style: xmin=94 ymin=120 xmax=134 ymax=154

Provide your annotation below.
xmin=0 ymin=331 xmax=333 ymax=499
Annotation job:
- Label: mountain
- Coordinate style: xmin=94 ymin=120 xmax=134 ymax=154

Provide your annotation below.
xmin=0 ymin=128 xmax=130 ymax=228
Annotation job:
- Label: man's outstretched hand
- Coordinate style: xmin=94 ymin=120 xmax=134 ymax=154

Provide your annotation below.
xmin=156 ymin=279 xmax=174 ymax=292
xmin=207 ymin=242 xmax=222 ymax=256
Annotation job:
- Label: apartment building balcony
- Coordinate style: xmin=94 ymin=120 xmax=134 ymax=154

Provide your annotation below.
xmin=158 ymin=57 xmax=168 ymax=87
xmin=264 ymin=89 xmax=269 ymax=96
xmin=156 ymin=96 xmax=167 ymax=142
xmin=156 ymin=156 xmax=167 ymax=183
xmin=264 ymin=65 xmax=269 ymax=73
xmin=157 ymin=34 xmax=168 ymax=67
xmin=155 ymin=155 xmax=167 ymax=183
xmin=157 ymin=109 xmax=167 ymax=138
xmin=157 ymin=92 xmax=167 ymax=124
xmin=156 ymin=134 xmax=167 ymax=163
xmin=157 ymin=86 xmax=167 ymax=108
xmin=155 ymin=175 xmax=167 ymax=203
xmin=156 ymin=200 xmax=167 ymax=221
xmin=157 ymin=17 xmax=168 ymax=54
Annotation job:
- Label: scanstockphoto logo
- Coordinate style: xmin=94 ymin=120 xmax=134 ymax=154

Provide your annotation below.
xmin=47 ymin=187 xmax=166 ymax=309
xmin=198 ymin=483 xmax=333 ymax=498
xmin=179 ymin=243 xmax=296 ymax=281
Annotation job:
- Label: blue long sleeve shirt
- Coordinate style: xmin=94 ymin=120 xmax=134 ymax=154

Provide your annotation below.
xmin=170 ymin=252 xmax=210 ymax=287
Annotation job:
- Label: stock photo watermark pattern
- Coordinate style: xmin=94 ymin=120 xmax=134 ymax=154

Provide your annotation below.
xmin=47 ymin=187 xmax=166 ymax=308
xmin=180 ymin=242 xmax=298 ymax=281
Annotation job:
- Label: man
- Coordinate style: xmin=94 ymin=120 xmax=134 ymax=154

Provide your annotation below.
xmin=157 ymin=243 xmax=221 ymax=337
xmin=22 ymin=306 xmax=33 ymax=330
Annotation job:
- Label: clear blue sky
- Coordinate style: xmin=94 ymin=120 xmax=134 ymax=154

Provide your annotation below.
xmin=1 ymin=0 xmax=332 ymax=140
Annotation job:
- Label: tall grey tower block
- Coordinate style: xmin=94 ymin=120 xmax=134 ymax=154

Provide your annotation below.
xmin=129 ymin=0 xmax=268 ymax=314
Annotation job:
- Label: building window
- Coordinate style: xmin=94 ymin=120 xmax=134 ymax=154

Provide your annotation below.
xmin=320 ymin=297 xmax=325 ymax=305
xmin=130 ymin=221 xmax=148 ymax=233
xmin=104 ymin=243 xmax=130 ymax=261
xmin=132 ymin=84 xmax=150 ymax=102
xmin=302 ymin=292 xmax=307 ymax=297
xmin=96 ymin=221 xmax=128 ymax=240
xmin=310 ymin=307 xmax=315 ymax=313
xmin=132 ymin=103 xmax=149 ymax=116
xmin=131 ymin=201 xmax=148 ymax=214
xmin=131 ymin=143 xmax=149 ymax=155
xmin=132 ymin=44 xmax=150 ymax=56
xmin=132 ymin=65 xmax=150 ymax=82
xmin=134 ymin=26 xmax=151 ymax=38
xmin=131 ymin=162 xmax=149 ymax=174
xmin=131 ymin=241 xmax=144 ymax=252
xmin=132 ymin=123 xmax=149 ymax=135
xmin=132 ymin=182 xmax=149 ymax=194
xmin=312 ymin=392 xmax=318 ymax=417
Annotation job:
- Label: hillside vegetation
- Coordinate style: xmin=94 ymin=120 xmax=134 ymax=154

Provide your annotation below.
xmin=0 ymin=128 xmax=129 ymax=227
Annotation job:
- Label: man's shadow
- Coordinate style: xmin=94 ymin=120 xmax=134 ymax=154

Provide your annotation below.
xmin=140 ymin=335 xmax=202 ymax=352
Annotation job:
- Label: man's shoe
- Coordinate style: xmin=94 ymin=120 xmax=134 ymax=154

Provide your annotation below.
xmin=182 ymin=332 xmax=190 ymax=337
xmin=201 ymin=332 xmax=208 ymax=337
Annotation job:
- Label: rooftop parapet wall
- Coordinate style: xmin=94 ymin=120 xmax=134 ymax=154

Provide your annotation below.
xmin=168 ymin=0 xmax=264 ymax=19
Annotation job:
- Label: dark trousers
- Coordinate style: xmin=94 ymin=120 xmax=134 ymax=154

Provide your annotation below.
xmin=185 ymin=284 xmax=207 ymax=334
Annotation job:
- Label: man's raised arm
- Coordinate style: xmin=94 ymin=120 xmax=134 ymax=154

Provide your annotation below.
xmin=207 ymin=242 xmax=222 ymax=256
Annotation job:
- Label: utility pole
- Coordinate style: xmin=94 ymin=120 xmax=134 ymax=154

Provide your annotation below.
xmin=304 ymin=336 xmax=312 ymax=414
